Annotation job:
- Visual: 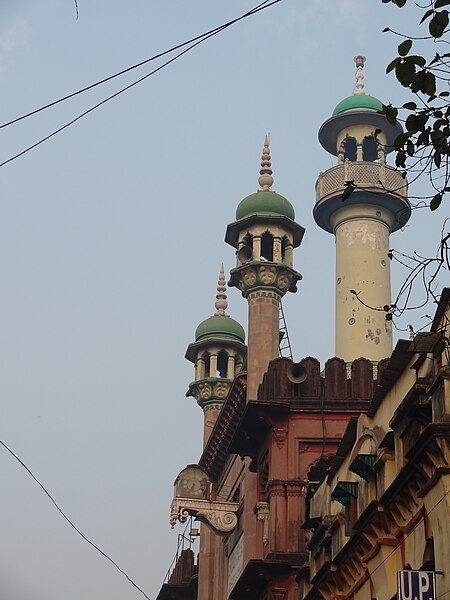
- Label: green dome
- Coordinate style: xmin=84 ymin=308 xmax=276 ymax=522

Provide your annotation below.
xmin=332 ymin=94 xmax=383 ymax=116
xmin=195 ymin=315 xmax=245 ymax=343
xmin=236 ymin=190 xmax=295 ymax=221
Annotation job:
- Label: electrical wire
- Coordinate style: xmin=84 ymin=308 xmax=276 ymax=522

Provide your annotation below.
xmin=0 ymin=0 xmax=280 ymax=132
xmin=0 ymin=0 xmax=282 ymax=168
xmin=0 ymin=438 xmax=152 ymax=600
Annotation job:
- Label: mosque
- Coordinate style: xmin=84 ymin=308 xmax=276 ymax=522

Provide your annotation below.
xmin=156 ymin=57 xmax=450 ymax=600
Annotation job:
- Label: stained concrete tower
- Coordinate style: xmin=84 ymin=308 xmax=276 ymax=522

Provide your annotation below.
xmin=226 ymin=137 xmax=305 ymax=400
xmin=185 ymin=265 xmax=247 ymax=446
xmin=315 ymin=56 xmax=411 ymax=362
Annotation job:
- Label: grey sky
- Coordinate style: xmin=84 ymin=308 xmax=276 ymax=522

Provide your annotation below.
xmin=0 ymin=1 xmax=446 ymax=599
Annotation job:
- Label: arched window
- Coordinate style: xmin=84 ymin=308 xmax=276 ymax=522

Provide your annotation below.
xmin=260 ymin=231 xmax=274 ymax=261
xmin=217 ymin=350 xmax=229 ymax=378
xmin=343 ymin=136 xmax=357 ymax=161
xmin=242 ymin=233 xmax=253 ymax=250
xmin=363 ymin=136 xmax=378 ymax=161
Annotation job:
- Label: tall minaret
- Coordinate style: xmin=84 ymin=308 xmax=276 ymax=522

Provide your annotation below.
xmin=315 ymin=56 xmax=411 ymax=362
xmin=226 ymin=137 xmax=305 ymax=399
xmin=185 ymin=265 xmax=247 ymax=446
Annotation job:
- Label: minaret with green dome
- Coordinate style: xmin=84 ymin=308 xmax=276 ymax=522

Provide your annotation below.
xmin=185 ymin=265 xmax=247 ymax=446
xmin=226 ymin=137 xmax=305 ymax=401
xmin=315 ymin=56 xmax=411 ymax=362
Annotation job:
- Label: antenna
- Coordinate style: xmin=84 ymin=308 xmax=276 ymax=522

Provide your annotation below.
xmin=279 ymin=300 xmax=293 ymax=360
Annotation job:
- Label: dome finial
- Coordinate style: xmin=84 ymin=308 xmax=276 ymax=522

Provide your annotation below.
xmin=214 ymin=263 xmax=228 ymax=316
xmin=258 ymin=135 xmax=274 ymax=191
xmin=353 ymin=55 xmax=367 ymax=96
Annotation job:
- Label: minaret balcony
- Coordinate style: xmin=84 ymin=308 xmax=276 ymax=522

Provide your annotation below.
xmin=315 ymin=162 xmax=410 ymax=233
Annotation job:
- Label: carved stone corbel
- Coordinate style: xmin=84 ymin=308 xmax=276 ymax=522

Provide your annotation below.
xmin=254 ymin=501 xmax=270 ymax=546
xmin=272 ymin=427 xmax=288 ymax=449
xmin=170 ymin=498 xmax=240 ymax=536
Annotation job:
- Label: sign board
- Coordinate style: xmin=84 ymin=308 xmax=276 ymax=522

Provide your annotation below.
xmin=398 ymin=570 xmax=436 ymax=600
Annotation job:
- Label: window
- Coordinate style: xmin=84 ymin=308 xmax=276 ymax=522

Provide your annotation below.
xmin=344 ymin=136 xmax=357 ymax=161
xmin=217 ymin=350 xmax=229 ymax=378
xmin=260 ymin=231 xmax=274 ymax=261
xmin=202 ymin=352 xmax=211 ymax=377
xmin=363 ymin=136 xmax=378 ymax=161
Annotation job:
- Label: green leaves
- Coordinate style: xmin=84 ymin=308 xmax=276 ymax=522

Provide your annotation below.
xmin=342 ymin=181 xmax=355 ymax=202
xmin=430 ymin=193 xmax=443 ymax=210
xmin=387 ymin=57 xmax=401 ymax=73
xmin=382 ymin=104 xmax=398 ymax=125
xmin=398 ymin=39 xmax=412 ymax=56
xmin=429 ymin=10 xmax=449 ymax=37
xmin=420 ymin=8 xmax=434 ymax=24
xmin=383 ymin=1 xmax=450 ymax=216
xmin=395 ymin=150 xmax=407 ymax=168
xmin=396 ymin=60 xmax=416 ymax=86
xmin=411 ymin=69 xmax=436 ymax=95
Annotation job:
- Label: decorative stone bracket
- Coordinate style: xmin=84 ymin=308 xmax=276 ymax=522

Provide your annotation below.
xmin=254 ymin=501 xmax=270 ymax=546
xmin=170 ymin=498 xmax=240 ymax=536
xmin=229 ymin=263 xmax=301 ymax=299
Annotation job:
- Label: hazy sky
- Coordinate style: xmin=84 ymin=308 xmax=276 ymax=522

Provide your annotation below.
xmin=0 ymin=1 xmax=446 ymax=599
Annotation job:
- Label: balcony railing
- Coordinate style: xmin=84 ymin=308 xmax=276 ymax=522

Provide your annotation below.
xmin=316 ymin=162 xmax=408 ymax=204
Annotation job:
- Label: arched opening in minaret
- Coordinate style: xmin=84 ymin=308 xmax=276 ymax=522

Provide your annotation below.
xmin=202 ymin=352 xmax=211 ymax=377
xmin=363 ymin=136 xmax=378 ymax=162
xmin=217 ymin=350 xmax=229 ymax=378
xmin=242 ymin=233 xmax=253 ymax=251
xmin=343 ymin=136 xmax=357 ymax=161
xmin=260 ymin=231 xmax=274 ymax=261
xmin=281 ymin=236 xmax=288 ymax=262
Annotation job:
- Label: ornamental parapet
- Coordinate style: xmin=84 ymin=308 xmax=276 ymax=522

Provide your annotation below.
xmin=314 ymin=162 xmax=411 ymax=233
xmin=228 ymin=262 xmax=301 ymax=299
xmin=315 ymin=162 xmax=408 ymax=204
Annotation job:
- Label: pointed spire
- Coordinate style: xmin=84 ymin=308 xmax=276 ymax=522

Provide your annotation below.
xmin=258 ymin=135 xmax=274 ymax=191
xmin=353 ymin=55 xmax=367 ymax=96
xmin=214 ymin=264 xmax=229 ymax=316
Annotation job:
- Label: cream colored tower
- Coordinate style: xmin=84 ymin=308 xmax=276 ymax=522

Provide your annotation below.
xmin=315 ymin=56 xmax=411 ymax=362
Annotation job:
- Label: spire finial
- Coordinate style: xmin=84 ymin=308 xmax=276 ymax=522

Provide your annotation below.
xmin=214 ymin=264 xmax=228 ymax=316
xmin=258 ymin=135 xmax=274 ymax=191
xmin=353 ymin=55 xmax=367 ymax=96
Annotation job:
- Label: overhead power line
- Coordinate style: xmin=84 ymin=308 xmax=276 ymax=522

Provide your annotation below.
xmin=0 ymin=438 xmax=152 ymax=600
xmin=0 ymin=0 xmax=282 ymax=168
xmin=0 ymin=0 xmax=280 ymax=132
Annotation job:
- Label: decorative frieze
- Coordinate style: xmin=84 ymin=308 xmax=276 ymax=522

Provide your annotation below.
xmin=228 ymin=262 xmax=301 ymax=299
xmin=187 ymin=378 xmax=232 ymax=410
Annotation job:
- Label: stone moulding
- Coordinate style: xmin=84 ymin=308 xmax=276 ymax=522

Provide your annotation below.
xmin=170 ymin=498 xmax=240 ymax=536
xmin=228 ymin=262 xmax=301 ymax=299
